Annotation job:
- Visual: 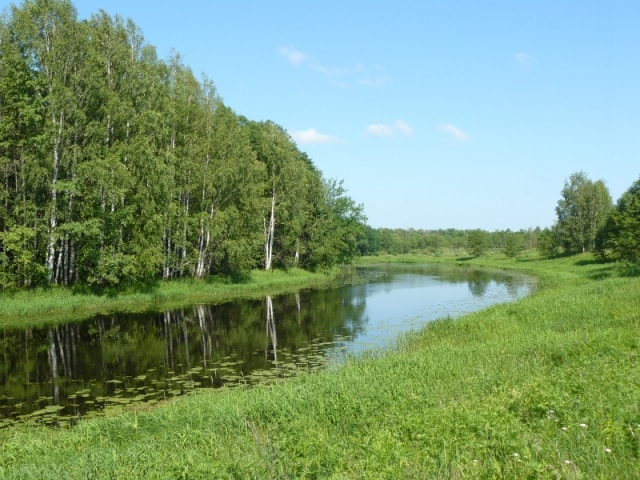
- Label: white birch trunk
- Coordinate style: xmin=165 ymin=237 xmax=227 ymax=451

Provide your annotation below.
xmin=47 ymin=329 xmax=60 ymax=404
xmin=265 ymin=295 xmax=277 ymax=364
xmin=264 ymin=190 xmax=276 ymax=270
xmin=46 ymin=112 xmax=64 ymax=283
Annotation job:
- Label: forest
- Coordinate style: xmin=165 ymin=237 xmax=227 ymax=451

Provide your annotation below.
xmin=2 ymin=1 xmax=639 ymax=292
xmin=0 ymin=0 xmax=367 ymax=289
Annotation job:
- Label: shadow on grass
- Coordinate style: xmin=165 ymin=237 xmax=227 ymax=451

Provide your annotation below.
xmin=573 ymin=257 xmax=640 ymax=279
xmin=617 ymin=263 xmax=640 ymax=277
xmin=574 ymin=258 xmax=609 ymax=267
xmin=72 ymin=279 xmax=161 ymax=298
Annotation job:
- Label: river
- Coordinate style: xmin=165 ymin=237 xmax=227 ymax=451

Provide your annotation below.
xmin=0 ymin=263 xmax=534 ymax=428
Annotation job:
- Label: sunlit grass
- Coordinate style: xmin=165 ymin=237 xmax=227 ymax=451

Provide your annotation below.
xmin=1 ymin=252 xmax=639 ymax=478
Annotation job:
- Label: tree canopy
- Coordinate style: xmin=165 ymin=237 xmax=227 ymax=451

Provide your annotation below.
xmin=553 ymin=171 xmax=612 ymax=254
xmin=596 ymin=176 xmax=640 ymax=263
xmin=0 ymin=0 xmax=366 ymax=289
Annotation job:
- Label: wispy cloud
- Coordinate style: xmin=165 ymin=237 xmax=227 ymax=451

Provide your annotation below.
xmin=366 ymin=119 xmax=414 ymax=138
xmin=290 ymin=128 xmax=342 ymax=145
xmin=279 ymin=46 xmax=389 ymax=87
xmin=366 ymin=124 xmax=393 ymax=137
xmin=394 ymin=119 xmax=414 ymax=137
xmin=514 ymin=52 xmax=532 ymax=69
xmin=279 ymin=46 xmax=308 ymax=65
xmin=440 ymin=124 xmax=470 ymax=142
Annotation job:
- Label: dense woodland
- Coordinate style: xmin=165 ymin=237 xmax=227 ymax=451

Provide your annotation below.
xmin=0 ymin=0 xmax=367 ymax=289
xmin=1 ymin=1 xmax=638 ymax=291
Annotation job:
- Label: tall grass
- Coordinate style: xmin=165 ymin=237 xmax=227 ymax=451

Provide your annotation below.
xmin=1 ymin=253 xmax=638 ymax=478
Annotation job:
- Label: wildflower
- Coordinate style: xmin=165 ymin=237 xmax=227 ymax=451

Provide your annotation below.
xmin=605 ymin=448 xmax=612 ymax=454
xmin=561 ymin=427 xmax=568 ymax=431
xmin=512 ymin=453 xmax=519 ymax=458
xmin=564 ymin=460 xmax=572 ymax=464
xmin=579 ymin=423 xmax=587 ymax=428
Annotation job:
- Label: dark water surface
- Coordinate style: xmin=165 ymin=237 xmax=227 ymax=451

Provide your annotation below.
xmin=0 ymin=264 xmax=534 ymax=428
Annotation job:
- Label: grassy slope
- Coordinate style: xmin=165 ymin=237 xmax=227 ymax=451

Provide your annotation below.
xmin=1 ymin=253 xmax=639 ymax=479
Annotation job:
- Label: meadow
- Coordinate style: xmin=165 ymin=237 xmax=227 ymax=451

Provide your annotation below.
xmin=0 ymin=252 xmax=638 ymax=479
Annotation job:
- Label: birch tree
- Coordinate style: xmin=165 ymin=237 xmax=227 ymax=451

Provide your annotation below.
xmin=555 ymin=172 xmax=612 ymax=253
xmin=8 ymin=0 xmax=85 ymax=284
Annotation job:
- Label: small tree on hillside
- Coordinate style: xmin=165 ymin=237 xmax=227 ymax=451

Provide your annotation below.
xmin=503 ymin=232 xmax=524 ymax=258
xmin=467 ymin=229 xmax=489 ymax=257
xmin=537 ymin=228 xmax=560 ymax=258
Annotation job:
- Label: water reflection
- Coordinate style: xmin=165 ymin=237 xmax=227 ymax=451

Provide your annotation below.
xmin=0 ymin=264 xmax=533 ymax=428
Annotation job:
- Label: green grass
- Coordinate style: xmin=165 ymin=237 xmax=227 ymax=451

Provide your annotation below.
xmin=1 ymin=252 xmax=639 ymax=479
xmin=0 ymin=268 xmax=339 ymax=329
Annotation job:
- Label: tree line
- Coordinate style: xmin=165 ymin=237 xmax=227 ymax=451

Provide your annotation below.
xmin=361 ymin=170 xmax=640 ymax=263
xmin=538 ymin=171 xmax=640 ymax=263
xmin=0 ymin=0 xmax=366 ymax=289
xmin=2 ymin=1 xmax=637 ymax=291
xmin=360 ymin=226 xmax=541 ymax=258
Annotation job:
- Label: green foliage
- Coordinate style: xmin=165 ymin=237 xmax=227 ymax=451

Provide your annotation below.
xmin=0 ymin=226 xmax=47 ymax=287
xmin=597 ymin=176 xmax=640 ymax=263
xmin=503 ymin=231 xmax=524 ymax=258
xmin=365 ymin=228 xmax=542 ymax=257
xmin=554 ymin=171 xmax=613 ymax=254
xmin=467 ymin=229 xmax=490 ymax=257
xmin=537 ymin=227 xmax=561 ymax=258
xmin=0 ymin=0 xmax=364 ymax=289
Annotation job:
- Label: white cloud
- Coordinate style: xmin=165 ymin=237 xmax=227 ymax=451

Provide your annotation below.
xmin=394 ymin=119 xmax=414 ymax=137
xmin=279 ymin=46 xmax=307 ymax=65
xmin=440 ymin=124 xmax=470 ymax=142
xmin=290 ymin=128 xmax=341 ymax=145
xmin=366 ymin=119 xmax=413 ymax=138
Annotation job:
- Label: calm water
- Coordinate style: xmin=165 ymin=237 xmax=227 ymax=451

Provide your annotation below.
xmin=0 ymin=264 xmax=534 ymax=428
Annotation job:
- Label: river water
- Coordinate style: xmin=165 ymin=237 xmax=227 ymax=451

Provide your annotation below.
xmin=0 ymin=263 xmax=534 ymax=428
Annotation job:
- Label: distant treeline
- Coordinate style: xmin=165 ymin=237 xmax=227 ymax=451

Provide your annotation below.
xmin=362 ymin=170 xmax=640 ymax=263
xmin=0 ymin=0 xmax=366 ymax=289
xmin=359 ymin=227 xmax=542 ymax=257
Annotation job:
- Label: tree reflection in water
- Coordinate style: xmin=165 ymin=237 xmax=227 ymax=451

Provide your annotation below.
xmin=0 ymin=264 xmax=532 ymax=428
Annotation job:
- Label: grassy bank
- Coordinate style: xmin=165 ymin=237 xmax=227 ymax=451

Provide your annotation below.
xmin=0 ymin=268 xmax=339 ymax=329
xmin=1 ymin=253 xmax=639 ymax=478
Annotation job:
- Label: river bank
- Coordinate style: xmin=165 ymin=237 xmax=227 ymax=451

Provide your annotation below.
xmin=0 ymin=268 xmax=341 ymax=329
xmin=1 ymin=252 xmax=638 ymax=478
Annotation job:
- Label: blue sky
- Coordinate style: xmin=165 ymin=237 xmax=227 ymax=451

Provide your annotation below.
xmin=5 ymin=1 xmax=639 ymax=230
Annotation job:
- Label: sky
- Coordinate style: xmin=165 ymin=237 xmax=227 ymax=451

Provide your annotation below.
xmin=3 ymin=1 xmax=639 ymax=231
